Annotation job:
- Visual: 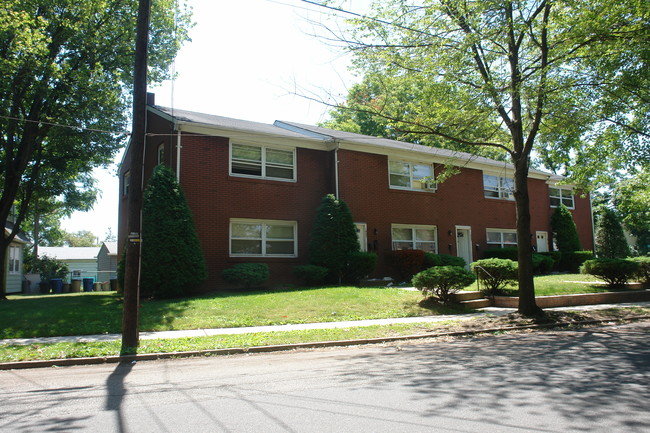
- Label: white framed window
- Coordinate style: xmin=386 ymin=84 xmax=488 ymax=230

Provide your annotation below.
xmin=123 ymin=171 xmax=130 ymax=196
xmin=486 ymin=229 xmax=518 ymax=248
xmin=549 ymin=187 xmax=574 ymax=208
xmin=355 ymin=223 xmax=367 ymax=252
xmin=8 ymin=245 xmax=21 ymax=274
xmin=483 ymin=174 xmax=514 ymax=200
xmin=230 ymin=143 xmax=295 ymax=181
xmin=391 ymin=224 xmax=438 ymax=253
xmin=230 ymin=219 xmax=297 ymax=257
xmin=157 ymin=143 xmax=164 ymax=165
xmin=389 ymin=160 xmax=436 ymax=191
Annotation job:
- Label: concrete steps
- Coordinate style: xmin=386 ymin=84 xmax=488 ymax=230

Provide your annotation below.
xmin=450 ymin=291 xmax=493 ymax=309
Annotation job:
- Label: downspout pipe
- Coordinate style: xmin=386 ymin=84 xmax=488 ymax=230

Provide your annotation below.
xmin=176 ymin=125 xmax=182 ymax=182
xmin=334 ymin=142 xmax=340 ymax=199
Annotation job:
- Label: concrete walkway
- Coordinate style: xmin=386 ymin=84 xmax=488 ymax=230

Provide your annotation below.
xmin=2 ymin=301 xmax=649 ymax=347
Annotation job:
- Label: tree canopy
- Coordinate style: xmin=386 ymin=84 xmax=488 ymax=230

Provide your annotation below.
xmin=0 ymin=0 xmax=192 ymax=298
xmin=317 ymin=0 xmax=649 ymax=314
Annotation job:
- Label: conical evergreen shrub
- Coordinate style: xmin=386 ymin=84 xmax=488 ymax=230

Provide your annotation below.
xmin=595 ymin=207 xmax=630 ymax=258
xmin=550 ymin=203 xmax=581 ymax=252
xmin=141 ymin=166 xmax=207 ymax=298
xmin=309 ymin=194 xmax=360 ymax=283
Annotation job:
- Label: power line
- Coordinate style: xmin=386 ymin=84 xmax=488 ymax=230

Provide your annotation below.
xmin=0 ymin=115 xmax=131 ymax=136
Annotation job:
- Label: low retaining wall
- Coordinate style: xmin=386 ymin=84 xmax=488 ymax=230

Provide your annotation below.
xmin=493 ymin=289 xmax=650 ymax=308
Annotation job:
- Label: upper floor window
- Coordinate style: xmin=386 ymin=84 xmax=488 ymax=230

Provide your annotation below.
xmin=391 ymin=224 xmax=438 ymax=253
xmin=157 ymin=143 xmax=164 ymax=165
xmin=230 ymin=219 xmax=297 ymax=257
xmin=483 ymin=174 xmax=514 ymax=200
xmin=486 ymin=229 xmax=518 ymax=248
xmin=123 ymin=171 xmax=130 ymax=196
xmin=8 ymin=245 xmax=20 ymax=274
xmin=230 ymin=144 xmax=295 ymax=181
xmin=549 ymin=187 xmax=574 ymax=208
xmin=389 ymin=161 xmax=436 ymax=191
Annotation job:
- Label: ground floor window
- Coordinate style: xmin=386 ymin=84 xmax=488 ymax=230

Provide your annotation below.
xmin=8 ymin=245 xmax=21 ymax=274
xmin=391 ymin=224 xmax=438 ymax=253
xmin=230 ymin=219 xmax=297 ymax=257
xmin=486 ymin=229 xmax=518 ymax=248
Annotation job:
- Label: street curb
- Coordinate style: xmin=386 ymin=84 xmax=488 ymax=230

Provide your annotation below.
xmin=2 ymin=315 xmax=649 ymax=370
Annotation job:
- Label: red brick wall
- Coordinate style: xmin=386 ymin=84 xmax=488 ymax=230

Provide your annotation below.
xmin=119 ymin=111 xmax=594 ymax=290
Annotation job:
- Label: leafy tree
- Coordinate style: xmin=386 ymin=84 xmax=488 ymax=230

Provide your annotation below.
xmin=614 ymin=171 xmax=650 ymax=255
xmin=140 ymin=166 xmax=206 ymax=299
xmin=550 ymin=204 xmax=581 ymax=253
xmin=309 ymin=194 xmax=360 ymax=283
xmin=319 ymin=0 xmax=648 ymax=315
xmin=63 ymin=230 xmax=99 ymax=247
xmin=595 ymin=207 xmax=630 ymax=258
xmin=0 ymin=0 xmax=192 ymax=299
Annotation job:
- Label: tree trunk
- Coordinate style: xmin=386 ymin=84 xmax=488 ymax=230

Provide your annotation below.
xmin=513 ymin=157 xmax=542 ymax=316
xmin=0 ymin=237 xmax=9 ymax=300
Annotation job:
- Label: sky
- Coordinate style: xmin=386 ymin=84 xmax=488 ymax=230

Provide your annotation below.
xmin=60 ymin=0 xmax=370 ymax=240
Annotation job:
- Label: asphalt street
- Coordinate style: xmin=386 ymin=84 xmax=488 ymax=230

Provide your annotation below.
xmin=1 ymin=321 xmax=649 ymax=432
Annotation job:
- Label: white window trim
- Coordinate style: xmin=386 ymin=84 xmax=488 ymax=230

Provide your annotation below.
xmin=229 ymin=143 xmax=296 ymax=182
xmin=123 ymin=171 xmax=130 ymax=196
xmin=157 ymin=143 xmax=164 ymax=166
xmin=486 ymin=228 xmax=518 ymax=248
xmin=8 ymin=245 xmax=20 ymax=274
xmin=388 ymin=160 xmax=436 ymax=192
xmin=229 ymin=218 xmax=298 ymax=257
xmin=391 ymin=224 xmax=438 ymax=253
xmin=549 ymin=186 xmax=575 ymax=209
xmin=483 ymin=174 xmax=514 ymax=201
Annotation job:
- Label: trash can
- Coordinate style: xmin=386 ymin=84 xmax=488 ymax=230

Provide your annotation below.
xmin=71 ymin=279 xmax=82 ymax=292
xmin=82 ymin=278 xmax=94 ymax=292
xmin=50 ymin=278 xmax=63 ymax=294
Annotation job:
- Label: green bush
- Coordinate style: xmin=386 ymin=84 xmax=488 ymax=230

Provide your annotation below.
xmin=309 ymin=194 xmax=360 ymax=283
xmin=532 ymin=253 xmax=555 ymax=275
xmin=551 ymin=203 xmax=582 ymax=252
xmin=560 ymin=251 xmax=594 ymax=273
xmin=423 ymin=253 xmax=466 ymax=269
xmin=629 ymin=256 xmax=650 ymax=285
xmin=221 ymin=263 xmax=270 ymax=289
xmin=595 ymin=207 xmax=630 ymax=258
xmin=387 ymin=249 xmax=426 ymax=281
xmin=412 ymin=266 xmax=476 ymax=304
xmin=484 ymin=247 xmax=519 ymax=261
xmin=345 ymin=251 xmax=378 ymax=284
xmin=580 ymin=258 xmax=640 ymax=288
xmin=292 ymin=265 xmax=329 ymax=286
xmin=141 ymin=166 xmax=207 ymax=299
xmin=471 ymin=258 xmax=518 ymax=298
xmin=31 ymin=255 xmax=68 ymax=281
xmin=538 ymin=251 xmax=562 ymax=271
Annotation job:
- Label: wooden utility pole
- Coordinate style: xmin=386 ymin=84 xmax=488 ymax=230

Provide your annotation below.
xmin=121 ymin=0 xmax=151 ymax=354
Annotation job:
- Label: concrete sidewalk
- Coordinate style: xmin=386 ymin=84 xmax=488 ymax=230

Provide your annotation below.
xmin=2 ymin=301 xmax=649 ymax=347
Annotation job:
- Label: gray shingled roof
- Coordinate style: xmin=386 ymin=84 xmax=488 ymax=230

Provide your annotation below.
xmin=150 ymin=105 xmax=556 ymax=178
xmin=152 ymin=106 xmax=324 ymax=141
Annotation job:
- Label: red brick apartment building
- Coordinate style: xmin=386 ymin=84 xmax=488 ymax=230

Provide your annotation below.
xmin=118 ymin=101 xmax=594 ymax=289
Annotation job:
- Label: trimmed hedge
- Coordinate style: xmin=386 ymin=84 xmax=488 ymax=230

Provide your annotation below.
xmin=293 ymin=265 xmax=329 ymax=286
xmin=580 ymin=258 xmax=640 ymax=288
xmin=423 ymin=253 xmax=466 ymax=269
xmin=560 ymin=251 xmax=594 ymax=273
xmin=471 ymin=258 xmax=518 ymax=298
xmin=412 ymin=266 xmax=476 ymax=304
xmin=484 ymin=248 xmax=556 ymax=274
xmin=221 ymin=263 xmax=270 ymax=289
xmin=387 ymin=249 xmax=426 ymax=281
xmin=629 ymin=256 xmax=650 ymax=285
xmin=345 ymin=251 xmax=378 ymax=284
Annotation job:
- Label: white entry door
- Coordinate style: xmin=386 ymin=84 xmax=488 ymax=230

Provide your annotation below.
xmin=536 ymin=231 xmax=549 ymax=253
xmin=456 ymin=226 xmax=472 ymax=267
xmin=355 ymin=223 xmax=368 ymax=252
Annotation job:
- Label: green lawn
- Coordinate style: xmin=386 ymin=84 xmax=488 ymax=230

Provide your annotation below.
xmin=0 ymin=287 xmax=464 ymax=339
xmin=465 ymin=273 xmax=618 ymax=296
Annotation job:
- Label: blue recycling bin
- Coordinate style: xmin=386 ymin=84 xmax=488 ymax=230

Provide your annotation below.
xmin=82 ymin=278 xmax=94 ymax=292
xmin=50 ymin=278 xmax=63 ymax=294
